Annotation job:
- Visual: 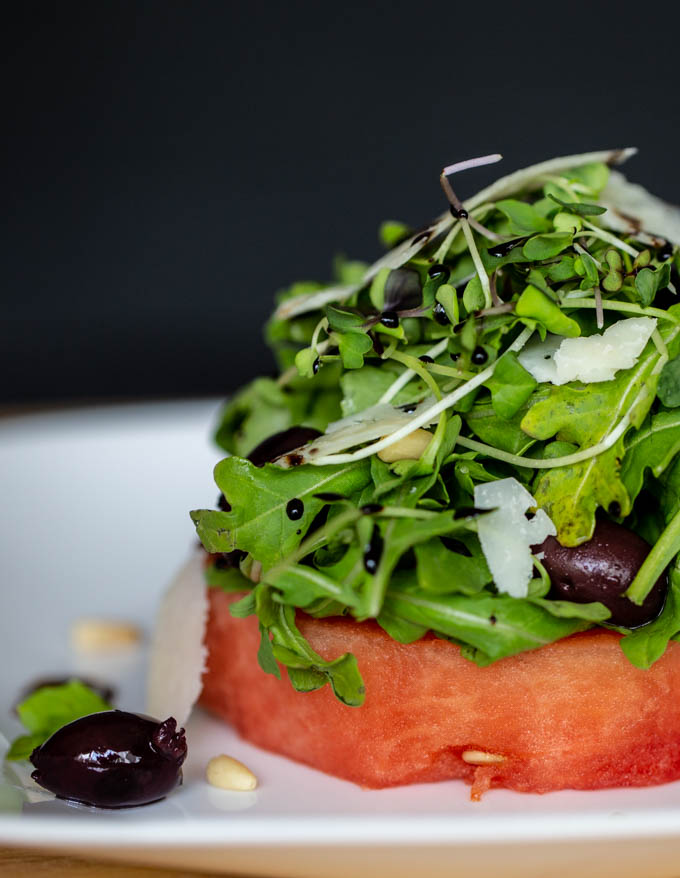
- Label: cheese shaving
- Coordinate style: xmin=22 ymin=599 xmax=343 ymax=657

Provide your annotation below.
xmin=518 ymin=318 xmax=657 ymax=386
xmin=474 ymin=478 xmax=556 ymax=598
xmin=147 ymin=551 xmax=208 ymax=725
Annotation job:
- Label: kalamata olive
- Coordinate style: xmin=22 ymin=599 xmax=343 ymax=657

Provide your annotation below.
xmin=30 ymin=710 xmax=186 ymax=808
xmin=535 ymin=519 xmax=667 ymax=628
xmin=246 ymin=426 xmax=322 ymax=467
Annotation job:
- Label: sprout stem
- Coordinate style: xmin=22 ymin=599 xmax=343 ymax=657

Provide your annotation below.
xmin=461 ymin=220 xmax=493 ymax=309
xmin=387 ymin=350 xmax=443 ymax=400
xmin=625 ymin=508 xmax=680 ymax=605
xmin=433 ymin=221 xmax=461 ymax=263
xmin=379 ymin=339 xmax=449 ymax=404
xmin=312 ymin=327 xmax=533 ymax=464
xmin=441 ymin=154 xmax=503 ymax=178
xmin=454 ymin=408 xmax=633 ymax=468
xmin=311 ymin=317 xmax=329 ymax=353
xmin=564 ymin=298 xmax=679 ymax=324
xmin=581 ymin=221 xmax=639 ymax=256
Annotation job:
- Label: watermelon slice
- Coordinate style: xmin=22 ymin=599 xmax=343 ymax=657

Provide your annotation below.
xmin=200 ymin=588 xmax=680 ymax=797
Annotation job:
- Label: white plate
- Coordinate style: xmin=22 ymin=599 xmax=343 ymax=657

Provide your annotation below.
xmin=3 ymin=400 xmax=680 ymax=878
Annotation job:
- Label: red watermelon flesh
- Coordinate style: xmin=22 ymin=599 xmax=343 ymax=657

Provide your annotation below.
xmin=200 ymin=588 xmax=680 ymax=797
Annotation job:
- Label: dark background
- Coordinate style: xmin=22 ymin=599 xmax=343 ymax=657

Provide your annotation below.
xmin=4 ymin=1 xmax=680 ymax=403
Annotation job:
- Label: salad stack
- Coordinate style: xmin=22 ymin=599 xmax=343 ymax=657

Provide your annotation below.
xmin=191 ymin=149 xmax=680 ymax=707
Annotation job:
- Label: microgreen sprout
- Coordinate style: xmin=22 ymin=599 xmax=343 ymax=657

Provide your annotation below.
xmin=196 ymin=147 xmax=680 ymax=702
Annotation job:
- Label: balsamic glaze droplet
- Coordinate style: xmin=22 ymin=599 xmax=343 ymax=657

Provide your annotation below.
xmin=314 ymin=492 xmax=346 ymax=502
xmin=286 ymin=499 xmax=304 ymax=521
xmin=399 ymin=404 xmax=417 ymax=413
xmin=247 ymin=427 xmax=322 ymax=467
xmin=488 ymin=236 xmax=527 ymax=259
xmin=360 ymin=503 xmax=383 ymax=515
xmin=363 ymin=529 xmax=384 ymax=574
xmin=433 ymin=302 xmax=450 ymax=325
xmin=450 ymin=206 xmax=469 ymax=219
xmin=419 ymin=355 xmax=434 ymax=364
xmin=380 ymin=311 xmax=400 ymax=329
xmin=471 ymin=346 xmax=488 ymax=365
xmin=312 ymin=357 xmax=321 ymax=375
xmin=428 ymin=264 xmax=451 ymax=282
xmin=450 ymin=352 xmax=460 ymax=362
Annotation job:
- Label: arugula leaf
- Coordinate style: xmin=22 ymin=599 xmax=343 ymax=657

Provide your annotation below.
xmin=522 ymin=328 xmax=680 ymax=545
xmin=257 ymin=587 xmax=365 ymax=706
xmin=414 ymin=537 xmax=491 ymax=595
xmin=192 ymin=457 xmax=371 ymax=567
xmin=621 ymin=563 xmax=680 ymax=668
xmin=484 ymin=351 xmax=537 ymax=420
xmin=339 ymin=365 xmax=426 ymax=416
xmin=464 ymin=395 xmax=540 ymax=455
xmin=205 ymin=563 xmax=252 ymax=593
xmin=267 ymin=563 xmax=361 ymax=608
xmin=7 ymin=681 xmax=111 ymax=761
xmin=528 ymin=597 xmax=610 ymax=621
xmin=621 ymin=411 xmax=680 ymax=503
xmin=377 ymin=607 xmax=428 ymax=643
xmin=214 ymin=376 xmax=342 ymax=456
xmin=658 ymin=355 xmax=680 ymax=407
xmin=362 ymin=511 xmax=476 ymax=617
xmin=198 ymin=155 xmax=680 ymax=700
xmin=382 ymin=581 xmax=593 ymax=663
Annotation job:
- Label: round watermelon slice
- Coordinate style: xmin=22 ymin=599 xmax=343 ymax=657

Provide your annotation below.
xmin=200 ymin=588 xmax=680 ymax=797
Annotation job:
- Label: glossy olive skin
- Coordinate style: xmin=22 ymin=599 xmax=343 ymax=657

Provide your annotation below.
xmin=535 ymin=520 xmax=667 ymax=628
xmin=30 ymin=711 xmax=186 ymax=808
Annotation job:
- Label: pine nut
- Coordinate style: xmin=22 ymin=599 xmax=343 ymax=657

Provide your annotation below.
xmin=71 ymin=619 xmax=142 ymax=651
xmin=377 ymin=428 xmax=432 ymax=463
xmin=461 ymin=749 xmax=506 ymax=765
xmin=206 ymin=754 xmax=258 ymax=791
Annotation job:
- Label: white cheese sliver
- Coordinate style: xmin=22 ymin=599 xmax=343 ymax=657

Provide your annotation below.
xmin=517 ymin=335 xmax=562 ymax=384
xmin=147 ymin=550 xmax=208 ymax=726
xmin=474 ymin=478 xmax=556 ymax=599
xmin=518 ymin=318 xmax=656 ymax=386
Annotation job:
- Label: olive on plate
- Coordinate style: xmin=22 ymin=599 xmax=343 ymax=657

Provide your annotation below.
xmin=535 ymin=519 xmax=667 ymax=628
xmin=30 ymin=710 xmax=187 ymax=808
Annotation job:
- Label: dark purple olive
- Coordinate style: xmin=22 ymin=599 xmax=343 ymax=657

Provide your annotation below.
xmin=246 ymin=426 xmax=322 ymax=467
xmin=30 ymin=711 xmax=186 ymax=808
xmin=535 ymin=520 xmax=667 ymax=628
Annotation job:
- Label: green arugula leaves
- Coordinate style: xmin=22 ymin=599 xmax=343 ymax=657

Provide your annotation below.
xmin=8 ymin=681 xmax=112 ymax=761
xmin=195 ymin=158 xmax=680 ymax=704
xmin=192 ymin=457 xmax=371 ymax=568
